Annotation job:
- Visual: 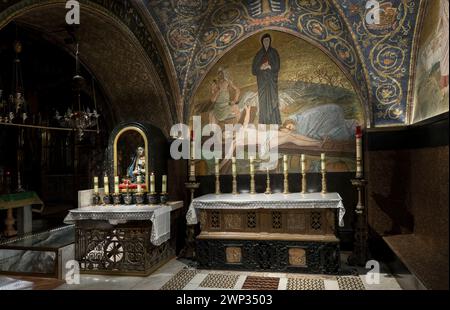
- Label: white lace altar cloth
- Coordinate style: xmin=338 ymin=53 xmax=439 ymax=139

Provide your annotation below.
xmin=187 ymin=193 xmax=345 ymax=227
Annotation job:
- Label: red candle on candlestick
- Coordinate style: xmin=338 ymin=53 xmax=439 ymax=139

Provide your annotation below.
xmin=356 ymin=125 xmax=362 ymax=138
xmin=355 ymin=125 xmax=362 ymax=177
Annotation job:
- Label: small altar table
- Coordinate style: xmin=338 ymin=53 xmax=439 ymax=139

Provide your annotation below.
xmin=64 ymin=201 xmax=183 ymax=276
xmin=0 ymin=192 xmax=43 ymax=236
xmin=188 ymin=193 xmax=345 ymax=274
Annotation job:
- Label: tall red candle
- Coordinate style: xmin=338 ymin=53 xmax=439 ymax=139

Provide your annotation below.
xmin=355 ymin=126 xmax=362 ymax=177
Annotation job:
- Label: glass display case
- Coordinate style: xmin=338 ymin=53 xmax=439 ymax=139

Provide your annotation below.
xmin=0 ymin=225 xmax=74 ymax=279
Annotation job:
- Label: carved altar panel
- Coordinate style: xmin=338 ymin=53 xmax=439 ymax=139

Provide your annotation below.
xmin=271 ymin=211 xmax=282 ymax=230
xmin=310 ymin=211 xmax=323 ymax=234
xmin=288 ymin=248 xmax=307 ymax=266
xmin=200 ymin=209 xmax=337 ymax=235
xmin=224 ymin=213 xmax=243 ymax=231
xmin=199 ymin=210 xmax=208 ymax=231
xmin=246 ymin=211 xmax=257 ymax=230
xmin=287 ymin=211 xmax=307 ymax=233
xmin=226 ymin=247 xmax=242 ymax=264
xmin=210 ymin=210 xmax=221 ymax=230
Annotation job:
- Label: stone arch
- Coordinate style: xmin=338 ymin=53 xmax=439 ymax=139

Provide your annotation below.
xmin=190 ymin=28 xmax=368 ymax=128
xmin=180 ymin=1 xmax=371 ymax=126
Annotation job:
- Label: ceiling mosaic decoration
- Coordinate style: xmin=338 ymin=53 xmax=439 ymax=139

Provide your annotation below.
xmin=335 ymin=0 xmax=421 ymax=125
xmin=143 ymin=0 xmax=422 ymax=126
xmin=145 ymin=0 xmax=371 ymax=124
xmin=0 ymin=0 xmax=424 ymax=127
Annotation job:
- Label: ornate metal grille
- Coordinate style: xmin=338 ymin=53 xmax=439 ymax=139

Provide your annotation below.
xmin=75 ymin=220 xmax=175 ymax=275
xmin=272 ymin=211 xmax=282 ymax=229
xmin=247 ymin=212 xmax=257 ymax=229
xmin=211 ymin=211 xmax=221 ymax=229
xmin=311 ymin=212 xmax=322 ymax=230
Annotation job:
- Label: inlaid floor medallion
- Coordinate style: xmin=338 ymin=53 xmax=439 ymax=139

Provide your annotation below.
xmin=242 ymin=276 xmax=280 ymax=290
xmin=160 ymin=269 xmax=198 ymax=290
xmin=286 ymin=277 xmax=325 ymax=290
xmin=337 ymin=276 xmax=365 ymax=290
xmin=199 ymin=273 xmax=239 ymax=289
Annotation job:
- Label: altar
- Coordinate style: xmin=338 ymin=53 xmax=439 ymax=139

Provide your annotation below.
xmin=65 ymin=201 xmax=183 ymax=276
xmin=188 ymin=193 xmax=345 ymax=274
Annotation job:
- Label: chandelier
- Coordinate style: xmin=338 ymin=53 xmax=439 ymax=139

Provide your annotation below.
xmin=0 ymin=39 xmax=27 ymax=124
xmin=55 ymin=42 xmax=99 ymax=140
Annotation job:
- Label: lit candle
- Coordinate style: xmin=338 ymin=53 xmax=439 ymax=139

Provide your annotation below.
xmin=321 ymin=153 xmax=326 ymax=171
xmin=301 ymin=154 xmax=306 ymax=173
xmin=232 ymin=157 xmax=237 ymax=176
xmin=283 ymin=155 xmax=288 ymax=172
xmin=104 ymin=175 xmax=109 ymax=195
xmin=93 ymin=177 xmax=99 ymax=194
xmin=137 ymin=175 xmax=142 ymax=193
xmin=162 ymin=175 xmax=167 ymax=193
xmin=215 ymin=158 xmax=220 ymax=175
xmin=150 ymin=173 xmax=155 ymax=193
xmin=266 ymin=167 xmax=269 ymax=178
xmin=249 ymin=156 xmax=254 ymax=174
xmin=114 ymin=176 xmax=119 ymax=194
xmin=191 ymin=140 xmax=195 ymax=160
xmin=356 ymin=126 xmax=362 ymax=176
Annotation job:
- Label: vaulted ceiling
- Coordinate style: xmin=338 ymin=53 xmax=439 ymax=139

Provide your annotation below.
xmin=0 ymin=0 xmax=424 ymax=131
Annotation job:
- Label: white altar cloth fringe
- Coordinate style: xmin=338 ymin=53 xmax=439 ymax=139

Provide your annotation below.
xmin=150 ymin=206 xmax=171 ymax=246
xmin=64 ymin=205 xmax=171 ymax=246
xmin=187 ymin=193 xmax=346 ymax=227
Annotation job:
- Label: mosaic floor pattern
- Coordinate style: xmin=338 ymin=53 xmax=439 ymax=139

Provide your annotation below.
xmin=199 ymin=274 xmax=240 ymax=289
xmin=337 ymin=276 xmax=366 ymax=290
xmin=242 ymin=276 xmax=280 ymax=290
xmin=160 ymin=269 xmax=198 ymax=290
xmin=160 ymin=267 xmax=369 ymax=290
xmin=53 ymin=256 xmax=402 ymax=290
xmin=286 ymin=278 xmax=325 ymax=290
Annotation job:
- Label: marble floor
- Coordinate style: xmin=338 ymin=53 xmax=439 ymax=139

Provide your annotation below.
xmin=50 ymin=254 xmax=402 ymax=290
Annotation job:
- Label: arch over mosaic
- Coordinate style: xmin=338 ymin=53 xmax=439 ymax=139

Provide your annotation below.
xmin=0 ymin=0 xmax=424 ymax=127
xmin=144 ymin=0 xmax=422 ymax=127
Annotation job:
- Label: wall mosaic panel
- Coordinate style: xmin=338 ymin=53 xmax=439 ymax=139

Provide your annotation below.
xmin=143 ymin=0 xmax=422 ymax=126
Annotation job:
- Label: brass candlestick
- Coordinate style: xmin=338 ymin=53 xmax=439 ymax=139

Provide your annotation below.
xmin=301 ymin=172 xmax=307 ymax=194
xmin=232 ymin=177 xmax=238 ymax=195
xmin=321 ymin=170 xmax=327 ymax=194
xmin=283 ymin=170 xmax=290 ymax=194
xmin=265 ymin=171 xmax=271 ymax=194
xmin=215 ymin=174 xmax=221 ymax=195
xmin=189 ymin=159 xmax=201 ymax=183
xmin=348 ymin=177 xmax=368 ymax=266
xmin=231 ymin=157 xmax=238 ymax=194
xmin=181 ymin=181 xmax=200 ymax=259
xmin=250 ymin=173 xmax=256 ymax=194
